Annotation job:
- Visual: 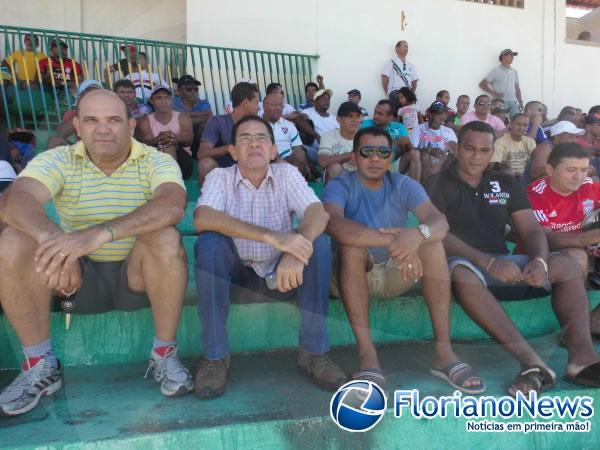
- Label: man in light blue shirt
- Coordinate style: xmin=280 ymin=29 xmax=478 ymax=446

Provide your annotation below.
xmin=323 ymin=126 xmax=484 ymax=395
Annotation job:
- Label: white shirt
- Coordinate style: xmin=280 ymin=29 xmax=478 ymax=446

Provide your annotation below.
xmin=303 ymin=107 xmax=339 ymax=136
xmin=0 ymin=160 xmax=16 ymax=193
xmin=484 ymin=65 xmax=519 ymax=102
xmin=382 ymin=56 xmax=419 ymax=94
xmin=125 ymin=70 xmax=162 ymax=102
xmin=269 ymin=118 xmax=302 ymax=159
xmin=416 ymin=123 xmax=457 ymax=152
xmin=318 ymin=128 xmax=355 ymax=171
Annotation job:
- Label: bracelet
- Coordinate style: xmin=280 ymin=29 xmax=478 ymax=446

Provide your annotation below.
xmin=534 ymin=257 xmax=548 ymax=274
xmin=485 ymin=256 xmax=496 ymax=272
xmin=103 ymin=223 xmax=114 ymax=242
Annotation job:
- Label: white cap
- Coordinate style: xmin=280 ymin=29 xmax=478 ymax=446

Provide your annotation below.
xmin=237 ymin=77 xmax=256 ymax=85
xmin=313 ymin=88 xmax=333 ymax=101
xmin=550 ymin=121 xmax=585 ymax=137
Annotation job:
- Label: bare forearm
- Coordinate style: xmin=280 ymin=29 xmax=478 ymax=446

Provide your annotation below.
xmin=381 ymin=76 xmax=389 ymax=94
xmin=3 ymin=191 xmax=61 ymax=242
xmin=443 ymin=233 xmax=493 ymax=268
xmin=318 ymin=152 xmax=352 ymax=168
xmin=297 ymin=203 xmax=328 ymax=242
xmin=108 ymin=189 xmax=185 ymax=241
xmin=198 ymin=143 xmax=231 ymax=159
xmin=327 ymin=216 xmax=393 ymax=248
xmin=522 ymin=229 xmax=549 ymax=261
xmin=547 ymin=229 xmax=596 ymax=250
xmin=195 ymin=206 xmax=276 ymax=244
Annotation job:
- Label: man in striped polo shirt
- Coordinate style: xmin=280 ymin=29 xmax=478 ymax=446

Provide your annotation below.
xmin=0 ymin=89 xmax=193 ymax=417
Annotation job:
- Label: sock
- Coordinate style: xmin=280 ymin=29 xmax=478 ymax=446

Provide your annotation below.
xmin=153 ymin=337 xmax=177 ymax=357
xmin=23 ymin=338 xmax=58 ymax=369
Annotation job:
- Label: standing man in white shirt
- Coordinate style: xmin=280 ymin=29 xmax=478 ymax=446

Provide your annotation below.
xmin=381 ymin=40 xmax=419 ymax=114
xmin=479 ymin=49 xmax=523 ymax=119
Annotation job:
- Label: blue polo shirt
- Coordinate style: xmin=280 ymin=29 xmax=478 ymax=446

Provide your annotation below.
xmin=173 ymin=96 xmax=212 ymax=113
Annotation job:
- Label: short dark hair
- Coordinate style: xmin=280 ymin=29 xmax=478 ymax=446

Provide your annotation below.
xmin=474 ymin=94 xmax=490 ymax=106
xmin=458 ymin=120 xmax=496 ymax=145
xmin=231 ymin=115 xmax=274 ymax=145
xmin=457 ymin=94 xmax=470 ymax=102
xmin=398 ymin=87 xmax=417 ymax=104
xmin=557 ymin=106 xmax=576 ymax=120
xmin=510 ymin=112 xmax=528 ymax=122
xmin=231 ymin=82 xmax=259 ymax=108
xmin=113 ymin=79 xmax=135 ymax=92
xmin=304 ymin=82 xmax=318 ymax=93
xmin=547 ymin=143 xmax=589 ymax=168
xmin=436 ymin=90 xmax=449 ymax=99
xmin=376 ymin=99 xmax=393 ymax=115
xmin=395 ymin=40 xmax=407 ymax=48
xmin=266 ymin=82 xmax=283 ymax=94
xmin=353 ymin=126 xmax=393 ymax=150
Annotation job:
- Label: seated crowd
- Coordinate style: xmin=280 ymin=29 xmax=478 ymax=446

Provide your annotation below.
xmin=1 ymin=37 xmax=600 ymax=419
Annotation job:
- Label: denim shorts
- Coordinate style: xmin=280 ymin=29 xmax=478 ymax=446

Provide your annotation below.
xmin=448 ymin=254 xmax=551 ymax=301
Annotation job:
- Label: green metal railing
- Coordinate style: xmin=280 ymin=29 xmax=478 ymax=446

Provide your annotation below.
xmin=0 ymin=24 xmax=317 ymax=141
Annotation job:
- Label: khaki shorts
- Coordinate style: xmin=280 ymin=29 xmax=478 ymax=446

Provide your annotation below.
xmin=331 ymin=251 xmax=416 ymax=299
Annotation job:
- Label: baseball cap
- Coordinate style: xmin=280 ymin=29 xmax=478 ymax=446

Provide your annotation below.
xmin=337 ymin=101 xmax=362 ymax=117
xmin=150 ymin=83 xmax=172 ymax=97
xmin=499 ymin=49 xmax=518 ymax=58
xmin=550 ymin=121 xmax=585 ymax=137
xmin=173 ymin=74 xmax=201 ymax=86
xmin=313 ymin=88 xmax=333 ymax=101
xmin=429 ymin=100 xmax=448 ymax=114
xmin=236 ymin=77 xmax=256 ymax=85
xmin=347 ymin=89 xmax=361 ymax=97
xmin=77 ymin=79 xmax=102 ymax=96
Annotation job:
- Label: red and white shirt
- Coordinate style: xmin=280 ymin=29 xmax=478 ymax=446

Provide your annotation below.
xmin=528 ymin=176 xmax=600 ymax=254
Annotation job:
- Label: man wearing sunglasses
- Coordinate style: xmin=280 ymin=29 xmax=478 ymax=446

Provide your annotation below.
xmin=173 ymin=75 xmax=213 ymax=128
xmin=322 ymin=126 xmax=484 ymax=394
xmin=193 ymin=115 xmax=347 ymax=399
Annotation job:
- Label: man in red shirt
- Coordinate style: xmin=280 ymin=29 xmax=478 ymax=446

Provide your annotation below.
xmin=38 ymin=40 xmax=83 ymax=90
xmin=527 ymin=142 xmax=600 ymax=337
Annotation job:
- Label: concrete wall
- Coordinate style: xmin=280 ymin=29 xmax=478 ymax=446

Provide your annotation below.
xmin=0 ymin=0 xmax=187 ymax=42
xmin=186 ymin=0 xmax=548 ymax=114
xmin=567 ymin=8 xmax=600 ymax=41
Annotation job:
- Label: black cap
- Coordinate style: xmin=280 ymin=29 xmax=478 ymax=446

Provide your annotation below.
xmin=347 ymin=89 xmax=361 ymax=97
xmin=429 ymin=101 xmax=448 ymax=114
xmin=50 ymin=39 xmax=68 ymax=49
xmin=337 ymin=101 xmax=362 ymax=117
xmin=173 ymin=74 xmax=201 ymax=86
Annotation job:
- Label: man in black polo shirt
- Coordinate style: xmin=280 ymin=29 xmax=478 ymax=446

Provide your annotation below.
xmin=425 ymin=121 xmax=600 ymax=395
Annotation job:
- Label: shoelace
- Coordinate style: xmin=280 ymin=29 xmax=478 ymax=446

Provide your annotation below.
xmin=144 ymin=346 xmax=187 ymax=381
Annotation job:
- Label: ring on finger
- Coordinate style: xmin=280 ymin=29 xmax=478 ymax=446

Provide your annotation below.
xmin=57 ymin=251 xmax=67 ymax=258
xmin=407 ymin=264 xmax=414 ymax=270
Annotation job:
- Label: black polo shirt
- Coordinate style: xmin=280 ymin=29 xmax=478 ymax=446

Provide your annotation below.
xmin=424 ymin=161 xmax=530 ymax=255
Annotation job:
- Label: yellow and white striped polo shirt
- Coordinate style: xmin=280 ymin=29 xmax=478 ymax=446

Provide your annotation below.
xmin=19 ymin=138 xmax=185 ymax=262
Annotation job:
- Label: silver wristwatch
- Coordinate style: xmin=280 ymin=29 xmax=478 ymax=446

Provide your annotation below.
xmin=417 ymin=224 xmax=431 ymax=240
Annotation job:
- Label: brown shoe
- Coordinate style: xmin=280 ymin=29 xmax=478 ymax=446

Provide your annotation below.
xmin=297 ymin=349 xmax=347 ymax=391
xmin=195 ymin=354 xmax=230 ymax=399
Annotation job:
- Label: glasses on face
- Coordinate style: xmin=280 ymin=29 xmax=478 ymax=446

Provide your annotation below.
xmin=183 ymin=86 xmax=199 ymax=92
xmin=236 ymin=133 xmax=271 ymax=145
xmin=477 ymin=102 xmax=492 ymax=107
xmin=358 ymin=146 xmax=393 ymax=159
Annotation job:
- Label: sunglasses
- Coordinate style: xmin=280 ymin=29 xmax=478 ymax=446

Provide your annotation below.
xmin=358 ymin=146 xmax=393 ymax=159
xmin=183 ymin=86 xmax=199 ymax=92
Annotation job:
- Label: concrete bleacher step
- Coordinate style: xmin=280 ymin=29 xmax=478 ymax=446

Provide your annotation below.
xmin=1 ymin=338 xmax=598 ymax=449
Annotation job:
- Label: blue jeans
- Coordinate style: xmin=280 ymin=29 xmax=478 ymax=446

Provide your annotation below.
xmin=194 ymin=231 xmax=332 ymax=360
